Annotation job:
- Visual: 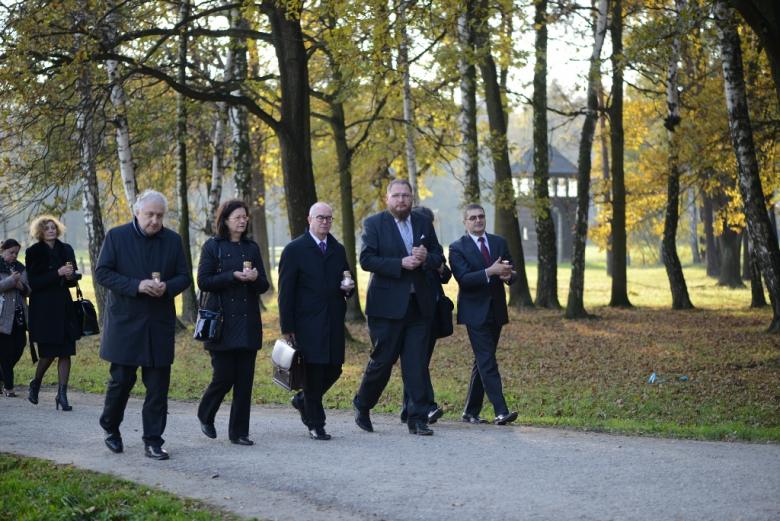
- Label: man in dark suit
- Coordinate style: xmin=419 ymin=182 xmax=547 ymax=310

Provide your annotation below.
xmin=449 ymin=203 xmax=519 ymax=425
xmin=353 ymin=179 xmax=444 ymax=436
xmin=96 ymin=190 xmax=192 ymax=460
xmin=278 ymin=202 xmax=355 ymax=441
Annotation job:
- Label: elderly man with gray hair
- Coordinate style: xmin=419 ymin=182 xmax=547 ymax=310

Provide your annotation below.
xmin=96 ymin=189 xmax=192 ymax=460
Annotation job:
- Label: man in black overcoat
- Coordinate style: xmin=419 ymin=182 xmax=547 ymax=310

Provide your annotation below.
xmin=353 ymin=179 xmax=444 ymax=436
xmin=95 ymin=190 xmax=192 ymax=460
xmin=449 ymin=203 xmax=518 ymax=425
xmin=278 ymin=202 xmax=355 ymax=440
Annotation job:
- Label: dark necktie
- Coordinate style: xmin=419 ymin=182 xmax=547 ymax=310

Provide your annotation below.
xmin=478 ymin=237 xmax=491 ymax=267
xmin=319 ymin=241 xmax=327 ymax=254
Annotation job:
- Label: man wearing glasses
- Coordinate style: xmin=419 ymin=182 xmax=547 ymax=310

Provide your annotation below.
xmin=448 ymin=203 xmax=519 ymax=426
xmin=353 ymin=179 xmax=444 ymax=436
xmin=278 ymin=202 xmax=355 ymax=440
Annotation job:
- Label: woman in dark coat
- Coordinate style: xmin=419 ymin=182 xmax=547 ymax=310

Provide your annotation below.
xmin=0 ymin=239 xmax=31 ymax=397
xmin=25 ymin=215 xmax=81 ymax=410
xmin=197 ymin=199 xmax=270 ymax=446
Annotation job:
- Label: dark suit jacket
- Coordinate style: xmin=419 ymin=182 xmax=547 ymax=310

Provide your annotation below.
xmin=278 ymin=232 xmax=352 ymax=365
xmin=449 ymin=233 xmax=515 ymax=327
xmin=95 ymin=220 xmax=191 ymax=367
xmin=360 ymin=210 xmax=443 ymax=320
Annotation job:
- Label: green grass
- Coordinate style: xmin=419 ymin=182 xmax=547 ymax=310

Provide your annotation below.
xmin=0 ymin=453 xmax=247 ymax=520
xmin=17 ymin=253 xmax=780 ymax=442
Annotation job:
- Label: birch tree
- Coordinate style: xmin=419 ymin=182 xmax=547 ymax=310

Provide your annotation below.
xmin=715 ymin=0 xmax=780 ymax=332
xmin=661 ymin=0 xmax=693 ymax=310
xmin=566 ymin=0 xmax=608 ymax=319
xmin=458 ymin=0 xmax=480 ymax=204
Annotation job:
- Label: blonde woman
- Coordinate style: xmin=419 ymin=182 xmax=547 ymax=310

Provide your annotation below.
xmin=25 ymin=215 xmax=81 ymax=410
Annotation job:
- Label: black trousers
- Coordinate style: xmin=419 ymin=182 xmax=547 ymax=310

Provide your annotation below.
xmin=197 ymin=349 xmax=257 ymax=440
xmin=401 ymin=322 xmax=438 ymax=419
xmin=463 ymin=318 xmax=509 ymax=417
xmin=293 ymin=363 xmax=342 ymax=429
xmin=99 ymin=363 xmax=171 ymax=447
xmin=0 ymin=323 xmax=26 ymax=390
xmin=355 ymin=296 xmax=432 ymax=423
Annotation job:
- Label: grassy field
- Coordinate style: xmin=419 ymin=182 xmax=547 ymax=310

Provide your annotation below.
xmin=13 ymin=255 xmax=780 ymax=442
xmin=0 ymin=453 xmax=245 ymax=520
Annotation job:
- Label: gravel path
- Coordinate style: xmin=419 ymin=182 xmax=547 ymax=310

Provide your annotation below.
xmin=1 ymin=389 xmax=778 ymax=520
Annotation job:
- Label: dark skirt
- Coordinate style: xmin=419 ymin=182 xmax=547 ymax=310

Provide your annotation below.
xmin=37 ymin=340 xmax=76 ymax=358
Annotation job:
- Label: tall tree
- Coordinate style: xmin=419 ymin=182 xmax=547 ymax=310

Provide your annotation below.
xmin=532 ymin=0 xmax=559 ymax=309
xmin=176 ymin=0 xmax=197 ymax=323
xmin=729 ymin=0 xmax=780 ymax=104
xmin=397 ymin=0 xmax=419 ymax=203
xmin=566 ymin=0 xmax=609 ymax=319
xmin=661 ymin=0 xmax=693 ymax=309
xmin=702 ymin=190 xmax=721 ymax=276
xmin=205 ymin=102 xmax=227 ymax=236
xmin=715 ymin=0 xmax=780 ymax=332
xmin=474 ymin=0 xmax=533 ymax=307
xmin=102 ymin=1 xmax=138 ymax=208
xmin=458 ymin=0 xmax=480 ymax=204
xmin=608 ymin=0 xmax=631 ymax=307
xmin=688 ymin=189 xmax=702 ymax=263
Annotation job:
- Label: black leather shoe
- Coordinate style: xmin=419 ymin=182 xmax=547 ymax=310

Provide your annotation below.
xmin=493 ymin=411 xmax=518 ymax=425
xmin=200 ymin=421 xmax=216 ymax=439
xmin=291 ymin=395 xmax=308 ymax=427
xmin=230 ymin=436 xmax=254 ymax=446
xmin=427 ymin=407 xmax=444 ymax=424
xmin=144 ymin=445 xmax=169 ymax=460
xmin=103 ymin=430 xmax=123 ymax=454
xmin=354 ymin=404 xmax=373 ymax=432
xmin=309 ymin=426 xmax=332 ymax=441
xmin=408 ymin=421 xmax=434 ymax=436
xmin=399 ymin=411 xmax=408 ymax=424
xmin=461 ymin=413 xmax=488 ymax=424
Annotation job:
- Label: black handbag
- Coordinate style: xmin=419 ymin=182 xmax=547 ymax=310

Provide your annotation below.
xmin=434 ymin=294 xmax=454 ymax=339
xmin=73 ymin=285 xmax=100 ymax=336
xmin=194 ymin=242 xmax=223 ymax=343
xmin=194 ymin=292 xmax=223 ymax=342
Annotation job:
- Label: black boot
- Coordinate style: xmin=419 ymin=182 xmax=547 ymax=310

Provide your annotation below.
xmin=28 ymin=379 xmax=41 ymax=405
xmin=55 ymin=384 xmax=72 ymax=411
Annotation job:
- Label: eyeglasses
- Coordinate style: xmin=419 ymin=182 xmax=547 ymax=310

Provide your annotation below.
xmin=389 ymin=193 xmax=412 ymax=199
xmin=466 ymin=214 xmax=486 ymax=221
xmin=314 ymin=215 xmax=334 ymax=223
xmin=229 ymin=215 xmax=250 ymax=222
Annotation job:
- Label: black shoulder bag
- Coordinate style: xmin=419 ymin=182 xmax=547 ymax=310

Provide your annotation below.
xmin=194 ymin=244 xmax=223 ymax=342
xmin=73 ymin=284 xmax=100 ymax=336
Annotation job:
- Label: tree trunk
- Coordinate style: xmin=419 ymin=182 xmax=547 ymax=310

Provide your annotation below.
xmin=661 ymin=0 xmax=693 ymax=310
xmin=228 ymin=6 xmax=252 ymax=202
xmin=566 ymin=0 xmax=608 ymax=319
xmin=76 ymin=62 xmax=106 ymax=317
xmin=265 ymin=2 xmax=318 ymax=237
xmin=397 ymin=0 xmax=419 ymax=204
xmin=247 ymin=46 xmax=274 ymax=300
xmin=458 ymin=0 xmax=480 ymax=204
xmin=715 ymin=0 xmax=780 ymax=331
xmin=532 ymin=0 xmax=559 ymax=309
xmin=205 ymin=102 xmax=227 ymax=236
xmin=330 ymin=102 xmax=365 ymax=322
xmin=598 ymin=83 xmax=613 ymax=277
xmin=608 ymin=0 xmax=631 ymax=307
xmin=742 ymin=231 xmax=751 ymax=280
xmin=689 ymin=188 xmax=702 ymax=263
xmin=747 ymin=237 xmax=768 ymax=306
xmin=703 ymin=192 xmax=720 ymax=276
xmin=103 ymin=3 xmax=138 ymax=208
xmin=249 ymin=127 xmax=274 ymax=300
xmin=717 ymin=223 xmax=744 ymax=287
xmin=474 ymin=0 xmax=533 ymax=308
xmin=176 ymin=0 xmax=197 ymax=323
